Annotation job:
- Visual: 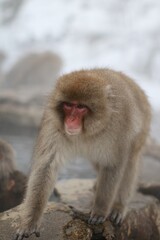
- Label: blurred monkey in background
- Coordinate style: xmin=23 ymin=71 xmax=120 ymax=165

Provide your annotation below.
xmin=0 ymin=139 xmax=27 ymax=212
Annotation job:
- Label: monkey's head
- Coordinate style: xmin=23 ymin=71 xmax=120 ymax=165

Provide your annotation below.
xmin=50 ymin=70 xmax=112 ymax=137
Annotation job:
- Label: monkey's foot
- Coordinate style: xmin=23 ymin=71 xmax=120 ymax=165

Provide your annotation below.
xmin=109 ymin=207 xmax=124 ymax=226
xmin=13 ymin=227 xmax=40 ymax=240
xmin=88 ymin=212 xmax=106 ymax=225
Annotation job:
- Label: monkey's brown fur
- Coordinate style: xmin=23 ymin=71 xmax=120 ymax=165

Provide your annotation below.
xmin=0 ymin=170 xmax=27 ymax=212
xmin=0 ymin=140 xmax=27 ymax=212
xmin=14 ymin=69 xmax=151 ymax=239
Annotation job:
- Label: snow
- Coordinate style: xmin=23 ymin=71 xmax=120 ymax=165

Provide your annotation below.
xmin=0 ymin=0 xmax=160 ymax=110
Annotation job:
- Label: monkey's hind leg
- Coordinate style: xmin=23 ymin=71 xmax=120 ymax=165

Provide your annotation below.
xmin=110 ymin=154 xmax=140 ymax=226
xmin=88 ymin=165 xmax=124 ymax=225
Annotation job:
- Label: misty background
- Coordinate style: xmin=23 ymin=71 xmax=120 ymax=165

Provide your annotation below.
xmin=0 ymin=0 xmax=160 ymax=179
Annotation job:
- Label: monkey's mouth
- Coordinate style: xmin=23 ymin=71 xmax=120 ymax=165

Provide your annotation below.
xmin=65 ymin=125 xmax=81 ymax=136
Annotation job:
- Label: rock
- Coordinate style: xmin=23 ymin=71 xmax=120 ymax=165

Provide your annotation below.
xmin=151 ymin=111 xmax=160 ymax=143
xmin=139 ymin=136 xmax=160 ymax=186
xmin=0 ymin=203 xmax=72 ymax=240
xmin=57 ymin=179 xmax=94 ymax=211
xmin=0 ymin=70 xmax=4 ymax=86
xmin=0 ymin=99 xmax=42 ymax=128
xmin=0 ymin=51 xmax=62 ymax=128
xmin=0 ymin=51 xmax=5 ymax=85
xmin=4 ymin=52 xmax=61 ymax=89
xmin=64 ymin=219 xmax=92 ymax=240
xmin=1 ymin=51 xmax=62 ymax=101
xmin=139 ymin=183 xmax=160 ymax=201
xmin=145 ymin=138 xmax=160 ymax=160
xmin=0 ymin=179 xmax=160 ymax=240
xmin=0 ymin=0 xmax=25 ymax=24
xmin=140 ymin=156 xmax=160 ymax=184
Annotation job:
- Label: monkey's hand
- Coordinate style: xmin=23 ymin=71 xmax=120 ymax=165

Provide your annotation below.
xmin=88 ymin=209 xmax=107 ymax=225
xmin=13 ymin=224 xmax=40 ymax=240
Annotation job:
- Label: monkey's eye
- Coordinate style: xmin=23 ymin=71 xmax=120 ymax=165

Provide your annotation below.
xmin=63 ymin=102 xmax=73 ymax=111
xmin=63 ymin=102 xmax=73 ymax=107
xmin=77 ymin=104 xmax=86 ymax=109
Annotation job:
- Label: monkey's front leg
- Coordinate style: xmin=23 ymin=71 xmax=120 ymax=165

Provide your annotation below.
xmin=88 ymin=166 xmax=122 ymax=225
xmin=13 ymin=159 xmax=59 ymax=240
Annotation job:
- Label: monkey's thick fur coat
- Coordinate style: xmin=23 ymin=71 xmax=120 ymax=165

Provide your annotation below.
xmin=14 ymin=69 xmax=151 ymax=239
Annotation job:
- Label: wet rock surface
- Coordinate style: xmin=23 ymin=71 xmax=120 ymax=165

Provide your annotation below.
xmin=0 ymin=179 xmax=160 ymax=240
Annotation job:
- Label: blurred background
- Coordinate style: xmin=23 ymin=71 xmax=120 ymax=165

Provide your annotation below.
xmin=0 ymin=0 xmax=160 ymax=179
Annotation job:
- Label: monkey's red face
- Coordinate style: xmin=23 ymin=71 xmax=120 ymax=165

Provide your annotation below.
xmin=63 ymin=101 xmax=88 ymax=135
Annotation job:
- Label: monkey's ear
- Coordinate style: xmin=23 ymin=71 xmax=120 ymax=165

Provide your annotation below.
xmin=7 ymin=179 xmax=15 ymax=191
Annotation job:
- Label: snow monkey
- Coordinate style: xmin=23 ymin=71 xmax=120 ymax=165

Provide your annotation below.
xmin=0 ymin=139 xmax=27 ymax=212
xmin=13 ymin=68 xmax=151 ymax=239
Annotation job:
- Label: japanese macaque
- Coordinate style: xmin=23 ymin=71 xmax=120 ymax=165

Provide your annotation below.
xmin=14 ymin=68 xmax=151 ymax=239
xmin=0 ymin=139 xmax=27 ymax=212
